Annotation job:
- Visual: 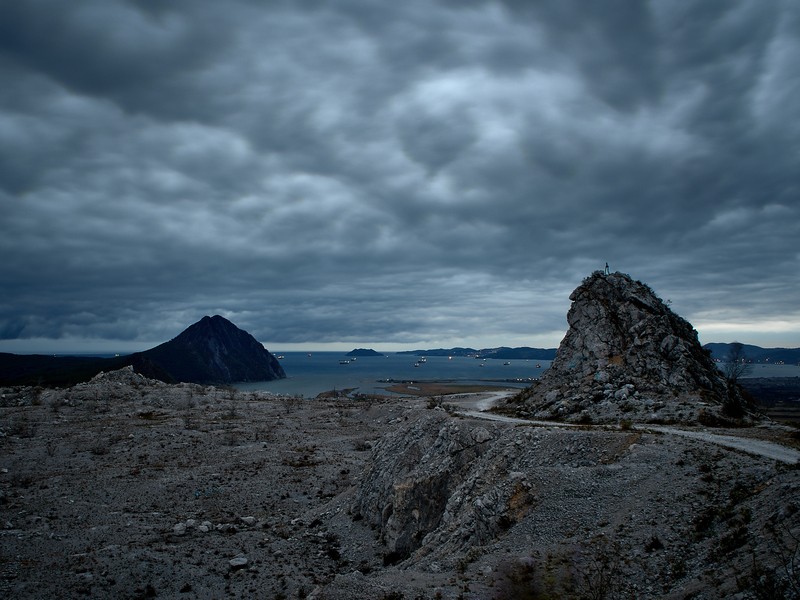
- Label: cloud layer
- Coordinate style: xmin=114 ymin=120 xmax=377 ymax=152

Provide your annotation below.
xmin=1 ymin=0 xmax=799 ymax=351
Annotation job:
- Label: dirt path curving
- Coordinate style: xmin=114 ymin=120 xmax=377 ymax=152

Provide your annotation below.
xmin=457 ymin=391 xmax=800 ymax=464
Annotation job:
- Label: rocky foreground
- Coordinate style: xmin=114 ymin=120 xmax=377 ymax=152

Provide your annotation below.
xmin=1 ymin=368 xmax=799 ymax=599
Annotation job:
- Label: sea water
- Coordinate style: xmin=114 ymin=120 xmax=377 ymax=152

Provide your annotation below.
xmin=234 ymin=352 xmax=552 ymax=398
xmin=233 ymin=352 xmax=800 ymax=398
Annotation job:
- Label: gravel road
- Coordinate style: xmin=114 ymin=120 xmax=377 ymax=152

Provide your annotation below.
xmin=459 ymin=391 xmax=800 ymax=464
xmin=641 ymin=425 xmax=800 ymax=464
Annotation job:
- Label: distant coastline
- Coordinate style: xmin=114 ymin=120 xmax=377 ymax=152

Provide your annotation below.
xmin=396 ymin=346 xmax=557 ymax=360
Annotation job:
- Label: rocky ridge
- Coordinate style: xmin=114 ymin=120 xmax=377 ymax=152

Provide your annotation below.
xmin=507 ymin=271 xmax=737 ymax=424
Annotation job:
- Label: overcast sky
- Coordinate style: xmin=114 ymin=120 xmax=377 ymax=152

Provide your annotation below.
xmin=1 ymin=0 xmax=799 ymax=354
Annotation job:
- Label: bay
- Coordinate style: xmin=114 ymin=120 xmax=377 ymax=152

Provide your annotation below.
xmin=234 ymin=352 xmax=551 ymax=398
xmin=233 ymin=352 xmax=800 ymax=399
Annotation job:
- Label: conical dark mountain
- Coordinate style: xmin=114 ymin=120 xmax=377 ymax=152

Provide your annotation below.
xmin=137 ymin=315 xmax=285 ymax=384
xmin=0 ymin=315 xmax=285 ymax=385
xmin=508 ymin=271 xmax=738 ymax=424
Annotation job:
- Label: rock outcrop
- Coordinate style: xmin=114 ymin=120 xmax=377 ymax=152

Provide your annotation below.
xmin=508 ymin=271 xmax=736 ymax=424
xmin=139 ymin=315 xmax=286 ymax=384
xmin=352 ymin=412 xmax=532 ymax=566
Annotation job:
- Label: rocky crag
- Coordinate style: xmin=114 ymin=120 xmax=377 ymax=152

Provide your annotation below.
xmin=352 ymin=412 xmax=501 ymax=565
xmin=506 ymin=271 xmax=739 ymax=424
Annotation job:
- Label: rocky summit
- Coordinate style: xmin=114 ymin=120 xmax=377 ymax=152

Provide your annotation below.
xmin=507 ymin=271 xmax=737 ymax=424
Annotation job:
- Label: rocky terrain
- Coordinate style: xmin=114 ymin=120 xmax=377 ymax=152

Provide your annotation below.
xmin=505 ymin=271 xmax=740 ymax=425
xmin=1 ymin=367 xmax=799 ymax=599
xmin=2 ymin=272 xmax=799 ymax=599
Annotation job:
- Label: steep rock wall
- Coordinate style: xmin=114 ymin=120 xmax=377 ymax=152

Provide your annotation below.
xmin=510 ymin=271 xmax=735 ymax=423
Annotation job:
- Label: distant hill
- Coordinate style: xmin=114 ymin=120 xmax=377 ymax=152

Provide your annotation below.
xmin=397 ymin=346 xmax=557 ymax=360
xmin=346 ymin=348 xmax=384 ymax=357
xmin=0 ymin=315 xmax=286 ymax=386
xmin=703 ymin=343 xmax=800 ymax=365
xmin=481 ymin=347 xmax=557 ymax=360
xmin=140 ymin=315 xmax=285 ymax=384
xmin=396 ymin=347 xmax=478 ymax=357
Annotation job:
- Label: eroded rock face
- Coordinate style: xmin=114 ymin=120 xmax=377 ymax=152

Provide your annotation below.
xmin=511 ymin=271 xmax=733 ymax=423
xmin=352 ymin=413 xmax=505 ymax=564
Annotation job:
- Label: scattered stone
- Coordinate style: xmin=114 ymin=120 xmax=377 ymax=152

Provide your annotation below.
xmin=471 ymin=426 xmax=493 ymax=444
xmin=198 ymin=520 xmax=213 ymax=533
xmin=229 ymin=556 xmax=248 ymax=571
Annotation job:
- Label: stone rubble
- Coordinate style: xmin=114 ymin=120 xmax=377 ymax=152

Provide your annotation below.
xmin=0 ymin=373 xmax=798 ymax=598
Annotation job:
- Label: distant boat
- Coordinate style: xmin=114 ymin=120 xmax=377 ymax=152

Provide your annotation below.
xmin=307 ymin=353 xmax=312 ymax=357
xmin=277 ymin=355 xmax=285 ymax=360
xmin=535 ymin=363 xmax=541 ymax=368
xmin=503 ymin=362 xmax=511 ymax=366
xmin=339 ymin=360 xmax=351 ymax=365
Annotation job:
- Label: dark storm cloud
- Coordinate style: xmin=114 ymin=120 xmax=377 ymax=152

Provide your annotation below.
xmin=1 ymin=0 xmax=798 ymax=350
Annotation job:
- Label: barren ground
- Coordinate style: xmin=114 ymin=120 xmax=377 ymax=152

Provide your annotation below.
xmin=2 ymin=370 xmax=800 ymax=599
